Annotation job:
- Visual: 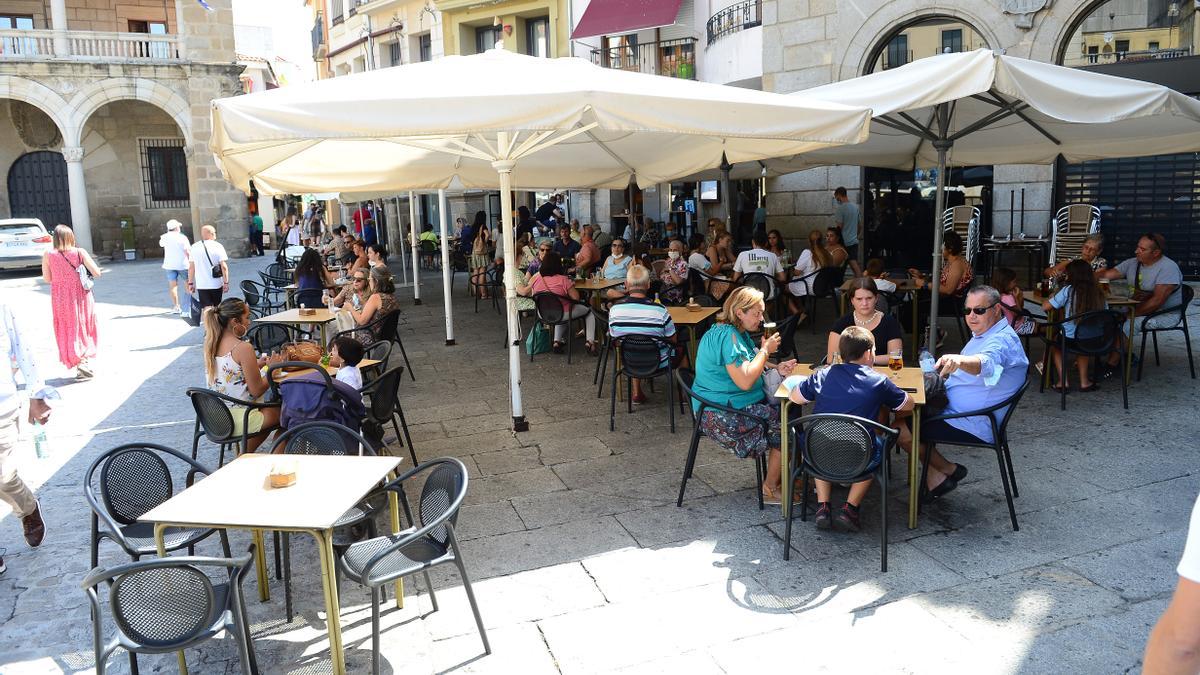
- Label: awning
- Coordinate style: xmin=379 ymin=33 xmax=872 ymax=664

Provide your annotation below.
xmin=571 ymin=0 xmax=685 ymax=40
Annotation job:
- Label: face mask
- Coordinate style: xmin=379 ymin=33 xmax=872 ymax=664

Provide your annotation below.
xmin=667 ymin=250 xmax=681 ymax=260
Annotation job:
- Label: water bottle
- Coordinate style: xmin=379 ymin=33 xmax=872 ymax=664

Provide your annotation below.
xmin=32 ymin=421 xmax=48 ymax=459
xmin=919 ymin=347 xmax=936 ymax=374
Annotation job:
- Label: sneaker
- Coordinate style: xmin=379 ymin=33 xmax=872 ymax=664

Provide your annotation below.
xmin=833 ymin=503 xmax=862 ymax=533
xmin=22 ymin=502 xmax=44 ymax=547
xmin=631 ymin=392 xmax=648 ymax=405
xmin=814 ymin=502 xmax=832 ymax=530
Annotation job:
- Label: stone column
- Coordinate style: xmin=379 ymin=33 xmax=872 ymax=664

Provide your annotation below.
xmin=49 ymin=0 xmax=68 ymax=57
xmin=62 ymin=146 xmax=94 ymax=253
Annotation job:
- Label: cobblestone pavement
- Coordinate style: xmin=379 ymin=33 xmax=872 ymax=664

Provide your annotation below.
xmin=0 ymin=254 xmax=1197 ymax=674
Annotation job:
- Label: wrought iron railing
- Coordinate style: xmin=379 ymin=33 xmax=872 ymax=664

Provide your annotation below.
xmin=590 ymin=38 xmax=697 ymax=79
xmin=706 ymin=0 xmax=761 ymax=46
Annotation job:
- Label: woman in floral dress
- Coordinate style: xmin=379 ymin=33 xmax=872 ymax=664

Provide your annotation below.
xmin=41 ymin=225 xmax=100 ymax=379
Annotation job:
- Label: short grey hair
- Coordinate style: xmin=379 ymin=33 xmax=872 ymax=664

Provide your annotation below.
xmin=1084 ymin=232 xmax=1104 ymax=247
xmin=626 ymin=264 xmax=651 ymax=290
xmin=967 ymin=284 xmax=1001 ymax=306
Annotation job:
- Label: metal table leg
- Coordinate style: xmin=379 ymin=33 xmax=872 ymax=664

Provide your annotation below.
xmin=780 ymin=399 xmax=791 ymax=519
xmin=312 ymin=528 xmax=346 ymax=675
xmin=907 ymin=410 xmax=921 ymax=529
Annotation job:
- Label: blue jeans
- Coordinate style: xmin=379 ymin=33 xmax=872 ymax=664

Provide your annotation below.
xmin=165 ymin=269 xmax=190 ymax=314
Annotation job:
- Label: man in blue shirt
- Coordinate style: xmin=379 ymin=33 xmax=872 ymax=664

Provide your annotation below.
xmin=903 ymin=285 xmax=1028 ymax=502
xmin=833 ymin=186 xmax=862 ymax=276
xmin=790 ymin=325 xmax=914 ymax=532
xmin=552 ymin=225 xmax=581 ymax=261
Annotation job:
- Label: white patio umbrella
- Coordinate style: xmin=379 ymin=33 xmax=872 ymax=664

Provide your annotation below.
xmin=759 ymin=48 xmax=1200 ymax=352
xmin=210 ymin=48 xmax=872 ymax=431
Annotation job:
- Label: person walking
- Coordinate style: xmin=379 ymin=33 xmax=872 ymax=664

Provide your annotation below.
xmin=249 ymin=211 xmax=264 ymax=256
xmin=0 ymin=301 xmax=54 ymax=574
xmin=159 ymin=219 xmax=191 ymax=315
xmin=187 ymin=225 xmax=230 ymax=311
xmin=41 ymin=225 xmax=100 ymax=379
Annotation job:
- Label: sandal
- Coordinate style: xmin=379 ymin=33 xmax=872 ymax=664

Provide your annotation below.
xmin=761 ymin=484 xmax=803 ymax=506
xmin=1050 ymin=384 xmax=1069 ymax=394
xmin=1079 ymin=383 xmax=1101 ymax=393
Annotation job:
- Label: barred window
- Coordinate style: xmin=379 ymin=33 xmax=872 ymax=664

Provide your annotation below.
xmin=139 ymin=138 xmax=189 ymax=208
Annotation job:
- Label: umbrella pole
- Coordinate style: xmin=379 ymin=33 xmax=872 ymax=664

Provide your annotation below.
xmin=494 ymin=141 xmax=528 ymax=432
xmin=396 ymin=198 xmax=409 ymax=285
xmin=438 ymin=188 xmax=454 ymax=345
xmin=926 ymin=103 xmax=952 ymax=355
xmin=720 ymin=154 xmax=733 ymax=233
xmin=409 ymin=191 xmax=421 ymax=304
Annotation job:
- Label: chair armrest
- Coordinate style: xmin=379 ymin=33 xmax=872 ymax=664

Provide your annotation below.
xmin=81 ymin=546 xmax=256 ymax=590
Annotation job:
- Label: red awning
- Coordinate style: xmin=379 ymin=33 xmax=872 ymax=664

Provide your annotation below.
xmin=571 ymin=0 xmax=685 ymax=40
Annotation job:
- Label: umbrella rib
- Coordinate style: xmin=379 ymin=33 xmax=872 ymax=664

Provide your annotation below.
xmin=968 ymin=92 xmax=1062 ymax=145
xmin=471 ymin=133 xmax=500 ymax=158
xmin=897 ymin=112 xmax=939 ymax=142
xmin=445 ymin=136 xmax=498 ymax=161
xmin=384 ymin=137 xmax=491 ymax=162
xmin=511 ymin=130 xmax=556 ymax=159
xmin=947 ymin=103 xmax=1025 ymax=142
xmin=581 ymin=126 xmax=635 ymax=173
xmin=875 ymin=115 xmax=936 ymax=141
xmin=513 ymin=123 xmax=601 ymax=161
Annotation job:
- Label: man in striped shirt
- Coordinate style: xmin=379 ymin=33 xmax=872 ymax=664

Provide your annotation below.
xmin=608 ymin=265 xmax=679 ymax=405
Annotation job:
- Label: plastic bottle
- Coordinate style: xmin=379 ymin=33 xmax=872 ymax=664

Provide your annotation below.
xmin=32 ymin=421 xmax=48 ymax=459
xmin=654 ymin=293 xmax=662 ymax=305
xmin=919 ymin=347 xmax=936 ymax=374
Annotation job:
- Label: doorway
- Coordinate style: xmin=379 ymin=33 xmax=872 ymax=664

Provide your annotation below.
xmin=8 ymin=150 xmax=71 ymax=229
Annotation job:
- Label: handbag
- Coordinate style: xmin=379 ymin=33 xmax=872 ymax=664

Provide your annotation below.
xmin=61 ymin=250 xmax=93 ymax=291
xmin=524 ymin=322 xmax=550 ymax=356
xmin=202 ymin=241 xmax=223 ymax=279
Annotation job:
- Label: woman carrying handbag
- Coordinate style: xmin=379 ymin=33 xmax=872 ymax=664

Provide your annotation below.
xmin=41 ymin=225 xmax=101 ymax=379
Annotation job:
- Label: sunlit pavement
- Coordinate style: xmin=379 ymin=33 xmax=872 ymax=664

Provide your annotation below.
xmin=0 ymin=254 xmax=1196 ymax=674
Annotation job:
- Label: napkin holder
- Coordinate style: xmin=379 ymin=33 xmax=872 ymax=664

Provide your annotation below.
xmin=686 ymin=302 xmax=702 ymax=312
xmin=298 ymin=307 xmax=317 ymax=316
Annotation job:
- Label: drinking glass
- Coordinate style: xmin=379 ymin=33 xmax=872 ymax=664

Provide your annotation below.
xmin=888 ymin=349 xmax=904 ymax=372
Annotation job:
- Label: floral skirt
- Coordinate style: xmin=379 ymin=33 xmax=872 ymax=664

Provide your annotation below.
xmin=699 ymin=402 xmax=781 ymax=459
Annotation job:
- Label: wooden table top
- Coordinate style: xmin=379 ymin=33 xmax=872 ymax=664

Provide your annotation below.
xmin=774 ymin=364 xmax=926 ymax=405
xmin=1025 ymin=289 xmax=1138 ymax=306
xmin=269 ymin=359 xmax=381 ymax=381
xmin=666 ymin=306 xmax=721 ymax=325
xmin=284 ymin=279 xmax=350 ymax=291
xmin=141 ymin=454 xmax=401 ymax=531
xmin=575 ymin=278 xmax=624 ymax=291
xmin=256 ymin=308 xmax=337 ymax=324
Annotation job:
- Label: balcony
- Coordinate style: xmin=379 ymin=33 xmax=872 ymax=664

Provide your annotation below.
xmin=312 ymin=11 xmax=326 ymax=59
xmin=0 ymin=28 xmax=181 ymax=62
xmin=590 ymin=38 xmax=697 ymax=79
xmin=706 ymin=0 xmax=761 ymax=46
xmin=1084 ymin=46 xmax=1190 ymax=64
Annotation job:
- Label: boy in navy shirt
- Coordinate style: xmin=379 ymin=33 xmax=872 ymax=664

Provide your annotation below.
xmin=789 ymin=326 xmax=914 ymax=532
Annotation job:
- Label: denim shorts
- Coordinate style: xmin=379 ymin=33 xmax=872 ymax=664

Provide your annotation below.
xmin=164 ymin=268 xmax=187 ymax=283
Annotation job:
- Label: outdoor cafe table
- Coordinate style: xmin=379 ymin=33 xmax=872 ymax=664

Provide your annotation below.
xmin=666 ymin=306 xmax=721 ymax=366
xmin=838 ymin=278 xmax=924 ymax=359
xmin=1025 ymin=288 xmax=1138 ymax=386
xmin=141 ymin=453 xmax=402 ymax=675
xmin=256 ymin=307 xmax=337 ymax=346
xmin=775 ymin=364 xmax=927 ymax=529
xmin=575 ymin=277 xmax=624 ymax=308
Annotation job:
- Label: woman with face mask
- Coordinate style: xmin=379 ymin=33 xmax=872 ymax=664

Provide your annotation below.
xmin=658 ymin=239 xmax=689 ymax=304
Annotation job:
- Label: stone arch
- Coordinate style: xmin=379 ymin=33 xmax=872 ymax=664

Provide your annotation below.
xmin=833 ymin=4 xmax=1006 ymax=81
xmin=1038 ymin=0 xmax=1116 ymax=65
xmin=68 ymin=78 xmax=192 ymax=147
xmin=0 ymin=76 xmax=73 ymax=145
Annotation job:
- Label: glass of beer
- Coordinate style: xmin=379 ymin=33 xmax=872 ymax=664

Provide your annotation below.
xmin=763 ymin=322 xmax=777 ymax=341
xmin=888 ymin=349 xmax=904 ymax=372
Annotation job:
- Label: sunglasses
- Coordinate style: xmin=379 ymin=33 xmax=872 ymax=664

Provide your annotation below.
xmin=354 ymin=277 xmax=367 ymax=282
xmin=539 ymin=247 xmax=551 ymax=252
xmin=962 ymin=304 xmax=996 ymax=316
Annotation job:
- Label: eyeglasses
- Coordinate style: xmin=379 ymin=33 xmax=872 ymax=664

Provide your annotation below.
xmin=354 ymin=277 xmax=367 ymax=282
xmin=962 ymin=304 xmax=996 ymax=316
xmin=539 ymin=247 xmax=551 ymax=252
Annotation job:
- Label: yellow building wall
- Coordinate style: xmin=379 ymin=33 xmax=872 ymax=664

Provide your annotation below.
xmin=434 ymin=0 xmax=569 ymax=57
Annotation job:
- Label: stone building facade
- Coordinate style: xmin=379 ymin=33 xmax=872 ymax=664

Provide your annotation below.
xmin=0 ymin=0 xmax=250 ymax=257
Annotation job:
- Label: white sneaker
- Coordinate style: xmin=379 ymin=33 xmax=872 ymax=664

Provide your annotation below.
xmin=1034 ymin=361 xmax=1044 ymax=376
xmin=76 ymin=361 xmax=94 ymax=379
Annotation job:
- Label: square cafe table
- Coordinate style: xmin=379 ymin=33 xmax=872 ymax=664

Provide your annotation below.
xmin=142 ymin=454 xmax=402 ymax=675
xmin=575 ymin=277 xmax=625 ymax=309
xmin=269 ymin=359 xmax=381 ymax=382
xmin=666 ymin=306 xmax=721 ymax=366
xmin=775 ymin=364 xmax=927 ymax=529
xmin=255 ymin=307 xmax=337 ymax=346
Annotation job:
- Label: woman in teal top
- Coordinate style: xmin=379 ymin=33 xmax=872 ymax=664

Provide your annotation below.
xmin=692 ymin=286 xmax=797 ymax=505
xmin=600 ymin=238 xmax=634 ymax=300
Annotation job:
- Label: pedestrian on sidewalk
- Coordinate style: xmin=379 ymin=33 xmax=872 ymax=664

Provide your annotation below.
xmin=0 ymin=301 xmax=55 ymax=575
xmin=41 ymin=225 xmax=100 ymax=379
xmin=1143 ymin=492 xmax=1200 ymax=674
xmin=159 ymin=219 xmax=191 ymax=315
xmin=249 ymin=211 xmax=264 ymax=256
xmin=188 ymin=225 xmax=229 ymax=311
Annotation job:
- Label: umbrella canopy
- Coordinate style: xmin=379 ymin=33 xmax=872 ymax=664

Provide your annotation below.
xmin=209 ymin=49 xmax=874 ymax=431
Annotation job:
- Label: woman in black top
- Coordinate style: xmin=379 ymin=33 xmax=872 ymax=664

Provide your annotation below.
xmin=825 ymin=277 xmax=903 ymax=366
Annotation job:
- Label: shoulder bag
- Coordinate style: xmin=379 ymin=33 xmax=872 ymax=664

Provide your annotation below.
xmin=202 ymin=241 xmax=223 ymax=279
xmin=62 ymin=250 xmax=94 ymax=292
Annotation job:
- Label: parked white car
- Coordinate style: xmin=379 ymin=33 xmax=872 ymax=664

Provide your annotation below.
xmin=0 ymin=218 xmax=52 ymax=271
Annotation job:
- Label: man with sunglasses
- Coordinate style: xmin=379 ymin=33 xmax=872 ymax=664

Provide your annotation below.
xmin=899 ymin=285 xmax=1028 ymax=501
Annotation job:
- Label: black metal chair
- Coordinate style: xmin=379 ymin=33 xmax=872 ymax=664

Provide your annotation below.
xmin=85 ymin=443 xmax=231 ymax=569
xmin=785 ymin=414 xmax=897 ymax=571
xmin=359 ymin=366 xmax=417 ymax=466
xmin=330 ymin=310 xmax=413 ymax=381
xmin=1137 ymin=284 xmax=1195 ymax=382
xmin=338 ymin=458 xmax=490 ymax=674
xmin=469 ymin=265 xmax=502 ymax=314
xmin=806 ymin=267 xmax=845 ymax=334
xmin=919 ymin=378 xmax=1030 ymax=531
xmin=997 ymin=299 xmax=1045 ymax=355
xmin=609 ymin=335 xmax=681 ymax=433
xmin=695 ymin=270 xmax=734 ymax=303
xmin=82 ymin=545 xmax=258 ymax=675
xmin=361 ymin=340 xmax=393 ymax=385
xmin=449 ymin=250 xmax=469 ymax=293
xmin=292 ymin=288 xmax=324 ymax=310
xmin=186 ymin=388 xmax=280 ymax=467
xmin=1037 ymin=309 xmax=1127 ymax=410
xmin=741 ymin=272 xmax=782 ymax=318
xmin=244 ymin=324 xmax=308 ymax=355
xmin=674 ymin=369 xmax=766 ymax=510
xmin=532 ymin=292 xmax=591 ymax=364
xmin=240 ymin=279 xmax=285 ymax=318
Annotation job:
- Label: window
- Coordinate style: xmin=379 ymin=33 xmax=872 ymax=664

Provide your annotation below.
xmin=1148 ymin=41 xmax=1159 ymax=50
xmin=128 ymin=20 xmax=169 ymax=58
xmin=885 ymin=34 xmax=908 ymax=69
xmin=525 ymin=16 xmax=549 ymax=58
xmin=139 ymin=139 xmax=189 ymax=208
xmin=389 ymin=41 xmax=401 ymax=66
xmin=941 ymin=29 xmax=963 ymax=54
xmin=1115 ymin=39 xmax=1130 ymax=54
xmin=0 ymin=15 xmax=36 ymax=55
xmin=128 ymin=20 xmax=166 ymax=34
xmin=475 ymin=25 xmax=501 ymax=54
xmin=1086 ymin=44 xmax=1099 ymax=63
xmin=331 ymin=0 xmax=344 ymax=26
xmin=0 ymin=15 xmax=34 ymax=29
xmin=418 ymin=33 xmax=432 ymax=62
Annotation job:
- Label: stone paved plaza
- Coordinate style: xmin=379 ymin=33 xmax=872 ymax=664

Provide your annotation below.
xmin=0 ymin=254 xmax=1197 ymax=674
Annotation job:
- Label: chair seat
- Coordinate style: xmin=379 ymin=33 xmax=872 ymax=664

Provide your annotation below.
xmin=117 ymin=522 xmax=213 ymax=555
xmin=341 ymin=533 xmax=449 ymax=585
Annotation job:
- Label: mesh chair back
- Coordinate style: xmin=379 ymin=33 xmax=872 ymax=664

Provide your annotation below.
xmin=294 ymin=288 xmax=324 ymax=308
xmin=363 ymin=366 xmax=404 ymax=425
xmin=1070 ymin=309 xmax=1123 ymax=355
xmin=811 ymin=267 xmax=843 ymax=297
xmin=271 ymin=421 xmax=371 ymax=456
xmin=376 ymin=311 xmax=401 ymax=343
xmin=265 ymin=262 xmax=286 ymax=278
xmin=187 ymin=389 xmax=236 ymax=443
xmin=110 ymin=566 xmax=215 ymax=648
xmin=240 ymin=280 xmax=263 ymax=307
xmin=692 ymin=293 xmax=718 ymax=307
xmin=419 ymin=461 xmax=466 ymax=548
xmin=741 ymin=273 xmax=777 ymax=301
xmin=99 ymin=447 xmax=174 ymax=525
xmin=246 ymin=324 xmax=295 ymax=354
xmin=533 ymin=292 xmax=567 ymax=324
xmin=616 ymin=335 xmax=668 ymax=378
xmin=800 ymin=415 xmax=876 ymax=481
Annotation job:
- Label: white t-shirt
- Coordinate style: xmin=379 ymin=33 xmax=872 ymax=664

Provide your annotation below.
xmin=734 ymin=248 xmax=782 ymax=277
xmin=190 ymin=240 xmax=228 ymax=290
xmin=159 ymin=230 xmax=191 ymax=270
xmin=788 ymin=249 xmax=816 ymax=296
xmin=687 ymin=251 xmax=711 ymax=272
xmin=1179 ymin=493 xmax=1200 ymax=583
xmin=336 ymin=365 xmax=363 ymax=390
xmin=286 ymin=223 xmax=301 ymax=246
